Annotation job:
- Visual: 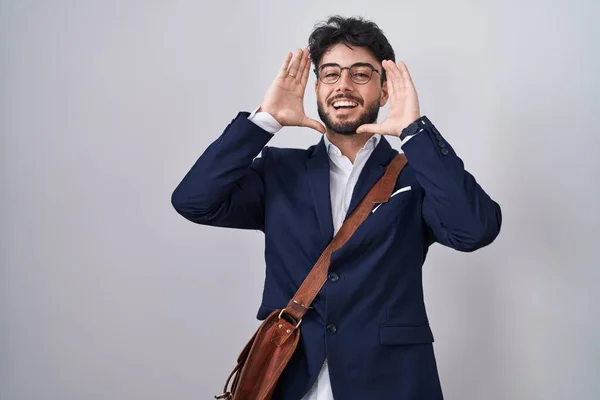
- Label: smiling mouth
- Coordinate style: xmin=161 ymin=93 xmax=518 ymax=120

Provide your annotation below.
xmin=331 ymin=100 xmax=359 ymax=110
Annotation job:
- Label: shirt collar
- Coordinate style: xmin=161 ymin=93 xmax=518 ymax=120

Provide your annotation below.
xmin=323 ymin=133 xmax=382 ymax=156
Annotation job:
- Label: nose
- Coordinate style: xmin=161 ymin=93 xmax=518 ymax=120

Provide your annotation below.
xmin=335 ymin=69 xmax=354 ymax=92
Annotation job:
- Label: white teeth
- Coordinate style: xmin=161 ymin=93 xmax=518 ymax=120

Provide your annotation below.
xmin=333 ymin=100 xmax=357 ymax=108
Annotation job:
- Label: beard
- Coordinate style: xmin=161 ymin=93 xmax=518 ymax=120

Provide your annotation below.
xmin=317 ymin=97 xmax=381 ymax=136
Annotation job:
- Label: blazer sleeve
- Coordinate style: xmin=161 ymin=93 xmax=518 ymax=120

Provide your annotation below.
xmin=401 ymin=121 xmax=502 ymax=252
xmin=171 ymin=112 xmax=273 ymax=231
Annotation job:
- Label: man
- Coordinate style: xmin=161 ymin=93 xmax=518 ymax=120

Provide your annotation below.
xmin=171 ymin=15 xmax=501 ymax=400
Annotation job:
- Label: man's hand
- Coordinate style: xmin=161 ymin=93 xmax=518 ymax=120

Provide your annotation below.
xmin=356 ymin=61 xmax=421 ymax=137
xmin=260 ymin=48 xmax=326 ymax=134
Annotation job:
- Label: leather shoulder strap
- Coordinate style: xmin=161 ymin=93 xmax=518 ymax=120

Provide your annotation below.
xmin=284 ymin=153 xmax=408 ymax=321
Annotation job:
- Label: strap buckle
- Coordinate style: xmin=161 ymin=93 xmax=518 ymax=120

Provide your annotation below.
xmin=278 ymin=308 xmax=302 ymax=329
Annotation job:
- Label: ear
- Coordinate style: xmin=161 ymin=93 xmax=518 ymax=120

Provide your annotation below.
xmin=379 ymin=80 xmax=389 ymax=107
xmin=315 ymin=80 xmax=318 ymax=95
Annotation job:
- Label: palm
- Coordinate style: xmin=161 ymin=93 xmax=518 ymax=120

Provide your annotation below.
xmin=356 ymin=61 xmax=421 ymax=137
xmin=263 ymin=80 xmax=306 ymax=125
xmin=260 ymin=49 xmax=325 ymax=134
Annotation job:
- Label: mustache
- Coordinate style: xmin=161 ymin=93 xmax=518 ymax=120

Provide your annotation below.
xmin=329 ymin=95 xmax=362 ymax=105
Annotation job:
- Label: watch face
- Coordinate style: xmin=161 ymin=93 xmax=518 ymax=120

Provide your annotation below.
xmin=406 ymin=123 xmax=419 ymax=135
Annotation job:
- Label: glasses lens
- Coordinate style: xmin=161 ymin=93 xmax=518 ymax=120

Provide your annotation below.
xmin=319 ymin=65 xmax=341 ymax=84
xmin=350 ymin=65 xmax=373 ymax=84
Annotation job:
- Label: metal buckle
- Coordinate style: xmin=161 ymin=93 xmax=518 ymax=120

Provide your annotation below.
xmin=278 ymin=308 xmax=302 ymax=329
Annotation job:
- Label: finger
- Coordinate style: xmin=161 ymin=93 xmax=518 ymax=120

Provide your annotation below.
xmin=356 ymin=123 xmax=383 ymax=135
xmin=301 ymin=50 xmax=311 ymax=86
xmin=297 ymin=49 xmax=309 ymax=81
xmin=301 ymin=116 xmax=326 ymax=134
xmin=382 ymin=61 xmax=398 ymax=99
xmin=277 ymin=52 xmax=293 ymax=79
xmin=387 ymin=60 xmax=403 ymax=89
xmin=287 ymin=48 xmax=303 ymax=79
xmin=398 ymin=61 xmax=416 ymax=88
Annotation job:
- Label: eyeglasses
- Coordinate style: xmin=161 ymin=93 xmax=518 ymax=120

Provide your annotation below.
xmin=315 ymin=63 xmax=382 ymax=85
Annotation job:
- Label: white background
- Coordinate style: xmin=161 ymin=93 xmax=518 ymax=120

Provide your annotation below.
xmin=1 ymin=0 xmax=599 ymax=399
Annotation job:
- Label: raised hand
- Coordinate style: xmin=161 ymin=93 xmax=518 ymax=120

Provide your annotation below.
xmin=356 ymin=61 xmax=421 ymax=137
xmin=259 ymin=48 xmax=326 ymax=134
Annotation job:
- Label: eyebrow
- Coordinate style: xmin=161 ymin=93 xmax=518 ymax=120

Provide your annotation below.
xmin=319 ymin=62 xmax=378 ymax=70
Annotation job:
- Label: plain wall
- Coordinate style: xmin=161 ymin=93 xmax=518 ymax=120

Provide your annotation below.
xmin=1 ymin=0 xmax=599 ymax=399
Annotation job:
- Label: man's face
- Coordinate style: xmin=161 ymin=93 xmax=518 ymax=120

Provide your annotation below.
xmin=315 ymin=43 xmax=388 ymax=136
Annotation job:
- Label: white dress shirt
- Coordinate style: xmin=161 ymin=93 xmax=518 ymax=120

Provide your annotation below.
xmin=247 ymin=108 xmax=415 ymax=399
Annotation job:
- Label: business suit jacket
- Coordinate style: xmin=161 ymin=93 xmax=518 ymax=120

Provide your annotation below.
xmin=171 ymin=111 xmax=502 ymax=400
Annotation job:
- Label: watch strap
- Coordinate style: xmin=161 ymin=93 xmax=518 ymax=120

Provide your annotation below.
xmin=400 ymin=116 xmax=432 ymax=141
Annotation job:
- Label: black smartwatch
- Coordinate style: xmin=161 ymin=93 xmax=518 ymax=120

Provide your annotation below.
xmin=399 ymin=116 xmax=432 ymax=141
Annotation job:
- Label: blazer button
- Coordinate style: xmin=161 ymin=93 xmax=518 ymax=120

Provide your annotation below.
xmin=326 ymin=324 xmax=337 ymax=334
xmin=328 ymin=272 xmax=339 ymax=282
xmin=441 ymin=148 xmax=449 ymax=155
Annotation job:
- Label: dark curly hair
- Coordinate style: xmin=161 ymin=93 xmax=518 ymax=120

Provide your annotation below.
xmin=308 ymin=15 xmax=395 ymax=82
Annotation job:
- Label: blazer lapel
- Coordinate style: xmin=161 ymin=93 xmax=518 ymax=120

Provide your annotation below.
xmin=307 ymin=137 xmax=334 ymax=244
xmin=345 ymin=136 xmax=396 ymax=219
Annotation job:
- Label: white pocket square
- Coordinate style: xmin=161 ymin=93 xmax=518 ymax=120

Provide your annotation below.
xmin=372 ymin=186 xmax=412 ymax=213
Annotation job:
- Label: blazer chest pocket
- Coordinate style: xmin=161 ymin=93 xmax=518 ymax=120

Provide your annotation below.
xmin=379 ymin=322 xmax=434 ymax=345
xmin=372 ymin=185 xmax=412 ymax=214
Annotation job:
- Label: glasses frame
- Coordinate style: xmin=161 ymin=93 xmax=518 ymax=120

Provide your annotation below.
xmin=314 ymin=62 xmax=383 ymax=85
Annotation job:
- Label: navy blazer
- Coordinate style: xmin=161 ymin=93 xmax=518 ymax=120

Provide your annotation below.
xmin=171 ymin=112 xmax=502 ymax=400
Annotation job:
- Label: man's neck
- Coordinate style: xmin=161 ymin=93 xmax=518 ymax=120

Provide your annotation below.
xmin=325 ymin=131 xmax=376 ymax=164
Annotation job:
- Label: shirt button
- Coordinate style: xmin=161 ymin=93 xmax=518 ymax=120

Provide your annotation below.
xmin=326 ymin=324 xmax=337 ymax=334
xmin=328 ymin=272 xmax=339 ymax=282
